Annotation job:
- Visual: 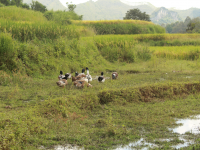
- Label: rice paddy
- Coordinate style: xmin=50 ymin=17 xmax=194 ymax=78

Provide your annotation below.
xmin=1 ymin=6 xmax=200 ymax=150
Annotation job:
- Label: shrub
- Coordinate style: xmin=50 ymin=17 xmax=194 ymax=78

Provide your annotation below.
xmin=0 ymin=32 xmax=17 ymax=71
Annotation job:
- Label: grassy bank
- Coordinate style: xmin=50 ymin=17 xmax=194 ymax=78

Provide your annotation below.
xmin=73 ymin=20 xmax=165 ymax=35
xmin=1 ymin=58 xmax=200 ymax=149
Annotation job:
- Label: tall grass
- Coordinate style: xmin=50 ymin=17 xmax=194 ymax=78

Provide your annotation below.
xmin=0 ymin=19 xmax=80 ymax=42
xmin=0 ymin=32 xmax=17 ymax=71
xmin=0 ymin=32 xmax=114 ymax=76
xmin=93 ymin=34 xmax=200 ymax=43
xmin=0 ymin=6 xmax=47 ymax=22
xmin=73 ymin=20 xmax=165 ymax=35
xmin=73 ymin=20 xmax=155 ymax=25
xmin=151 ymin=46 xmax=200 ymax=60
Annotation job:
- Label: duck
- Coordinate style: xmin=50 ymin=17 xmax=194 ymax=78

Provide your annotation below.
xmin=77 ymin=68 xmax=86 ymax=77
xmin=58 ymin=71 xmax=65 ymax=80
xmin=73 ymin=80 xmax=92 ymax=88
xmin=98 ymin=72 xmax=105 ymax=83
xmin=75 ymin=71 xmax=79 ymax=77
xmin=86 ymin=67 xmax=92 ymax=82
xmin=56 ymin=74 xmax=69 ymax=88
xmin=65 ymin=73 xmax=71 ymax=79
xmin=72 ymin=75 xmax=88 ymax=83
xmin=112 ymin=72 xmax=118 ymax=79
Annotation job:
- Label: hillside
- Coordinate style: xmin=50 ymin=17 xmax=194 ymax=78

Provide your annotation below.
xmin=22 ymin=0 xmax=200 ymax=24
xmin=75 ymin=0 xmax=156 ymax=20
xmin=23 ymin=0 xmax=66 ymax=10
xmin=171 ymin=8 xmax=200 ymax=20
xmin=151 ymin=7 xmax=182 ymax=24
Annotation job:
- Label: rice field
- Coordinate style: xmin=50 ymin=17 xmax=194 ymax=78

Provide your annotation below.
xmin=2 ymin=6 xmax=200 ymax=150
xmin=151 ymin=46 xmax=200 ymax=60
xmin=72 ymin=20 xmax=154 ymax=25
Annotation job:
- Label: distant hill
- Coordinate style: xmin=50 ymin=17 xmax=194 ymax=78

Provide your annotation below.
xmin=75 ymin=0 xmax=156 ymax=20
xmin=171 ymin=8 xmax=200 ymax=20
xmin=151 ymin=7 xmax=182 ymax=24
xmin=22 ymin=0 xmax=200 ymax=24
xmin=23 ymin=0 xmax=66 ymax=11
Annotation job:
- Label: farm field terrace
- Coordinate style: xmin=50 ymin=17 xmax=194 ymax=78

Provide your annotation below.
xmin=1 ymin=8 xmax=200 ymax=149
xmin=2 ymin=57 xmax=200 ymax=149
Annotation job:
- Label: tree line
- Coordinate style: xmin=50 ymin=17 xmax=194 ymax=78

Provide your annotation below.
xmin=165 ymin=16 xmax=200 ymax=33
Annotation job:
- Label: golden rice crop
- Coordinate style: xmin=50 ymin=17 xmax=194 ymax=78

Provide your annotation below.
xmin=72 ymin=20 xmax=154 ymax=25
xmin=93 ymin=34 xmax=200 ymax=42
xmin=150 ymin=46 xmax=200 ymax=60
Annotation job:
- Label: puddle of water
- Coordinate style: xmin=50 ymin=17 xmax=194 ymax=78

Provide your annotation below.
xmin=171 ymin=115 xmax=200 ymax=134
xmin=172 ymin=138 xmax=194 ymax=149
xmin=116 ymin=115 xmax=200 ymax=150
xmin=54 ymin=145 xmax=84 ymax=150
xmin=115 ymin=138 xmax=157 ymax=150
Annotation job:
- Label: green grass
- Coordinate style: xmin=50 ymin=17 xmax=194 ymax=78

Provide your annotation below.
xmin=1 ymin=58 xmax=200 ymax=149
xmin=72 ymin=20 xmax=165 ymax=35
xmin=0 ymin=6 xmax=47 ymax=22
xmin=2 ymin=6 xmax=200 ymax=150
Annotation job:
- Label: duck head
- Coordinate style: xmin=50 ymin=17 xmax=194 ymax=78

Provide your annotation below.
xmin=82 ymin=68 xmax=85 ymax=73
xmin=75 ymin=72 xmax=79 ymax=77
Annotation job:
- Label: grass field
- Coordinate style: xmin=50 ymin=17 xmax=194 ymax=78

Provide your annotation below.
xmin=2 ymin=6 xmax=200 ymax=150
xmin=1 ymin=58 xmax=200 ymax=149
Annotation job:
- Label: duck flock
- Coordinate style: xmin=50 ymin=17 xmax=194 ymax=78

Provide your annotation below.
xmin=56 ymin=67 xmax=118 ymax=88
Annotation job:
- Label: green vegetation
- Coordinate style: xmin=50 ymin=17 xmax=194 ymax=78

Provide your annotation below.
xmin=123 ymin=8 xmax=151 ymax=21
xmin=2 ymin=5 xmax=200 ymax=150
xmin=74 ymin=20 xmax=165 ymax=35
xmin=151 ymin=46 xmax=200 ymax=60
xmin=44 ymin=10 xmax=82 ymax=25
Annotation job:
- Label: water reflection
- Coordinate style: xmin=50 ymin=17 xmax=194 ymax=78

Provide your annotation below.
xmin=54 ymin=145 xmax=83 ymax=150
xmin=171 ymin=115 xmax=200 ymax=134
xmin=115 ymin=138 xmax=157 ymax=150
xmin=53 ymin=115 xmax=200 ymax=150
xmin=115 ymin=115 xmax=200 ymax=150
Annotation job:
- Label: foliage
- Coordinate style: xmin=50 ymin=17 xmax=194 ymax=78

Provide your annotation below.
xmin=0 ymin=2 xmax=4 ymax=7
xmin=0 ymin=33 xmax=17 ymax=71
xmin=123 ymin=8 xmax=151 ymax=21
xmin=44 ymin=10 xmax=82 ymax=25
xmin=20 ymin=3 xmax=30 ymax=9
xmin=165 ymin=16 xmax=191 ymax=33
xmin=74 ymin=20 xmax=165 ymax=35
xmin=187 ymin=17 xmax=200 ymax=33
xmin=66 ymin=2 xmax=76 ymax=12
xmin=30 ymin=0 xmax=47 ymax=13
xmin=0 ymin=0 xmax=10 ymax=6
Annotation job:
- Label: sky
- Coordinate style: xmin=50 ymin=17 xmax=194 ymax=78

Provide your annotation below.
xmin=59 ymin=0 xmax=199 ymax=10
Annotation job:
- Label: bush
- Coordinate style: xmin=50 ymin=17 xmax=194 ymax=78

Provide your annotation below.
xmin=0 ymin=32 xmax=17 ymax=71
xmin=44 ymin=10 xmax=82 ymax=25
xmin=0 ymin=2 xmax=5 ymax=7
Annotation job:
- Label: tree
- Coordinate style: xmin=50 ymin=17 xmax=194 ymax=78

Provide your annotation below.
xmin=10 ymin=0 xmax=22 ymax=6
xmin=21 ymin=3 xmax=30 ymax=9
xmin=123 ymin=8 xmax=151 ymax=21
xmin=66 ymin=2 xmax=76 ymax=12
xmin=0 ymin=0 xmax=10 ymax=6
xmin=186 ymin=17 xmax=200 ymax=33
xmin=30 ymin=1 xmax=47 ymax=13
